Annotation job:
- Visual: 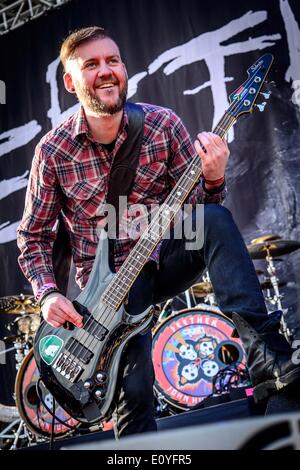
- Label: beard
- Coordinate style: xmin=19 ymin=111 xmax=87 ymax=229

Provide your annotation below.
xmin=74 ymin=78 xmax=128 ymax=116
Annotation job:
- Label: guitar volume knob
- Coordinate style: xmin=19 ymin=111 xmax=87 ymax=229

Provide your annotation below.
xmin=94 ymin=389 xmax=103 ymax=399
xmin=96 ymin=372 xmax=106 ymax=383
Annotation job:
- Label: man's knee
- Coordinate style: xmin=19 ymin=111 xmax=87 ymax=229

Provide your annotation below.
xmin=203 ymin=204 xmax=233 ymax=231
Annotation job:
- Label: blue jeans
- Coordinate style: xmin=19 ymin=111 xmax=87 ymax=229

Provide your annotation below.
xmin=113 ymin=204 xmax=271 ymax=437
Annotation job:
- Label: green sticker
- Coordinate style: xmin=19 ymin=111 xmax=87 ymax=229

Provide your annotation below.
xmin=39 ymin=335 xmax=64 ymax=365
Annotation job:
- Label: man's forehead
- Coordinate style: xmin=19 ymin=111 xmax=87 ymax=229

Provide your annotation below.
xmin=73 ymin=37 xmax=121 ymax=62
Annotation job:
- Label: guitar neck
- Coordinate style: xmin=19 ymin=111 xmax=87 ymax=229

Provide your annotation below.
xmin=101 ymin=111 xmax=236 ymax=311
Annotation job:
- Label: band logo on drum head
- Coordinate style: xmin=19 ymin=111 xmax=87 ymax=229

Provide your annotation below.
xmin=152 ymin=307 xmax=247 ymax=411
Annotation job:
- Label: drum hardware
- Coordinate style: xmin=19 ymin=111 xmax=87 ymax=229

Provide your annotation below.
xmin=192 ymin=281 xmax=213 ymax=297
xmin=152 ymin=304 xmax=162 ymax=321
xmin=0 ymin=341 xmax=40 ymax=448
xmin=184 ymin=289 xmax=192 ymax=309
xmin=157 ymin=289 xmax=198 ymax=323
xmin=1 ymin=419 xmax=36 ymax=450
xmin=154 ymin=392 xmax=170 ymax=418
xmin=1 ymin=335 xmax=31 ymax=372
xmin=158 ymin=298 xmax=173 ymax=322
xmin=248 ymin=235 xmax=300 ymax=311
xmin=192 ymin=271 xmax=217 ymax=306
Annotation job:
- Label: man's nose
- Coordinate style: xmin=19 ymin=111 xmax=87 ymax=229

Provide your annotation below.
xmin=97 ymin=62 xmax=113 ymax=77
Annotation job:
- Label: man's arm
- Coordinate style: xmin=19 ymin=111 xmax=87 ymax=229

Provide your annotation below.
xmin=17 ymin=142 xmax=62 ymax=296
xmin=16 ymin=142 xmax=83 ymax=328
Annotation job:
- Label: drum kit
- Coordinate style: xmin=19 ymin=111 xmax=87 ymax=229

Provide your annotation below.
xmin=0 ymin=234 xmax=299 ymax=448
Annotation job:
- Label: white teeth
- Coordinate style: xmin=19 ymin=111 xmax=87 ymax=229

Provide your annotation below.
xmin=97 ymin=83 xmax=115 ymax=89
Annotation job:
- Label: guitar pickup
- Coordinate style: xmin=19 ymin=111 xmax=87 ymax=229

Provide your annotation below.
xmin=66 ymin=339 xmax=93 ymax=365
xmin=73 ymin=300 xmax=109 ymax=341
xmin=84 ymin=316 xmax=109 ymax=341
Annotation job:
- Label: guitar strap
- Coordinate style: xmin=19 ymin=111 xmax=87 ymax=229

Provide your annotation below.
xmin=105 ymin=102 xmax=145 ymax=272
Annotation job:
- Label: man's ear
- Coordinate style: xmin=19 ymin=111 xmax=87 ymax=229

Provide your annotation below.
xmin=63 ymin=72 xmax=76 ymax=94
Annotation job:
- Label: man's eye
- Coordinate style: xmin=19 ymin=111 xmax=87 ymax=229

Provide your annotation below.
xmin=86 ymin=63 xmax=96 ymax=68
xmin=109 ymin=58 xmax=119 ymax=64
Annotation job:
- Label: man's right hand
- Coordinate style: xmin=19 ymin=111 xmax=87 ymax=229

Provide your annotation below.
xmin=41 ymin=292 xmax=83 ymax=328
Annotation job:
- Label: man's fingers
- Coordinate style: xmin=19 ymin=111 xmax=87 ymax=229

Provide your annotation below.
xmin=42 ymin=295 xmax=83 ymax=328
xmin=51 ymin=308 xmax=82 ymax=327
xmin=194 ymin=139 xmax=207 ymax=157
xmin=59 ymin=305 xmax=83 ymax=327
xmin=60 ymin=303 xmax=83 ymax=327
xmin=208 ymin=132 xmax=229 ymax=151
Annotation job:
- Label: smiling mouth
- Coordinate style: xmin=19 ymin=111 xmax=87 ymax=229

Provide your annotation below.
xmin=96 ymin=83 xmax=117 ymax=89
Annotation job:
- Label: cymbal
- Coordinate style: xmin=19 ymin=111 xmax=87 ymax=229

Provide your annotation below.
xmin=247 ymin=239 xmax=300 ymax=260
xmin=250 ymin=234 xmax=281 ymax=245
xmin=0 ymin=294 xmax=40 ymax=315
xmin=192 ymin=282 xmax=214 ymax=296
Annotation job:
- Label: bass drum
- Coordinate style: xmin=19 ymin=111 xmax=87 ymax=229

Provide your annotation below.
xmin=152 ymin=304 xmax=248 ymax=413
xmin=14 ymin=348 xmax=80 ymax=438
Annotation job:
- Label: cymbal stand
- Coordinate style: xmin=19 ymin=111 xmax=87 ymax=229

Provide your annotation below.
xmin=0 ymin=418 xmax=40 ymax=450
xmin=184 ymin=289 xmax=192 ymax=308
xmin=13 ymin=339 xmax=30 ymax=370
xmin=158 ymin=298 xmax=173 ymax=322
xmin=202 ymin=271 xmax=217 ymax=306
xmin=0 ymin=338 xmax=38 ymax=449
xmin=264 ymin=248 xmax=284 ymax=311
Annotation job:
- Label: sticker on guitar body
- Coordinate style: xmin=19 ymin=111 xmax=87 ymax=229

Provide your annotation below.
xmin=39 ymin=335 xmax=64 ymax=365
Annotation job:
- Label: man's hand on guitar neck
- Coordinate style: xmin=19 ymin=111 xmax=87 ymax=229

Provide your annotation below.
xmin=194 ymin=131 xmax=230 ymax=190
xmin=41 ymin=292 xmax=83 ymax=328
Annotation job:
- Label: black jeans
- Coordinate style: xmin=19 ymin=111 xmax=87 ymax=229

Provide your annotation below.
xmin=112 ymin=204 xmax=271 ymax=438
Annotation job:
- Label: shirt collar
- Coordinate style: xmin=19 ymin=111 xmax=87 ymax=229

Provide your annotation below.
xmin=71 ymin=105 xmax=129 ymax=144
xmin=72 ymin=106 xmax=90 ymax=141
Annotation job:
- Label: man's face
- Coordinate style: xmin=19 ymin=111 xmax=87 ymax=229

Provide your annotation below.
xmin=65 ymin=37 xmax=128 ymax=116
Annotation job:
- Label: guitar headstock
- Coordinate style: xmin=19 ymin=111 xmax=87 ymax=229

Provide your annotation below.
xmin=228 ymin=53 xmax=274 ymax=119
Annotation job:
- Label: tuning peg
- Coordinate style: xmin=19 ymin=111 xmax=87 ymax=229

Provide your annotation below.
xmin=255 ymin=102 xmax=267 ymax=112
xmin=260 ymin=91 xmax=271 ymax=99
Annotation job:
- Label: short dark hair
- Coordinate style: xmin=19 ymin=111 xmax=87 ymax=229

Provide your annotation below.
xmin=60 ymin=26 xmax=115 ymax=70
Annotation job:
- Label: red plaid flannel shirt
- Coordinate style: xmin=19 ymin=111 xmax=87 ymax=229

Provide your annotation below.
xmin=17 ymin=103 xmax=226 ymax=298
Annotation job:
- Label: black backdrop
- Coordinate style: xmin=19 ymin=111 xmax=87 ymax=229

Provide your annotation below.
xmin=0 ymin=0 xmax=300 ymax=404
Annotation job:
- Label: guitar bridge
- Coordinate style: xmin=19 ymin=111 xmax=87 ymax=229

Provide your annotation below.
xmin=53 ymin=340 xmax=93 ymax=383
xmin=53 ymin=352 xmax=82 ymax=383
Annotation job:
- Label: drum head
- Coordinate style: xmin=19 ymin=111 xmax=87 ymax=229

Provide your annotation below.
xmin=152 ymin=305 xmax=247 ymax=412
xmin=15 ymin=348 xmax=79 ymax=437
